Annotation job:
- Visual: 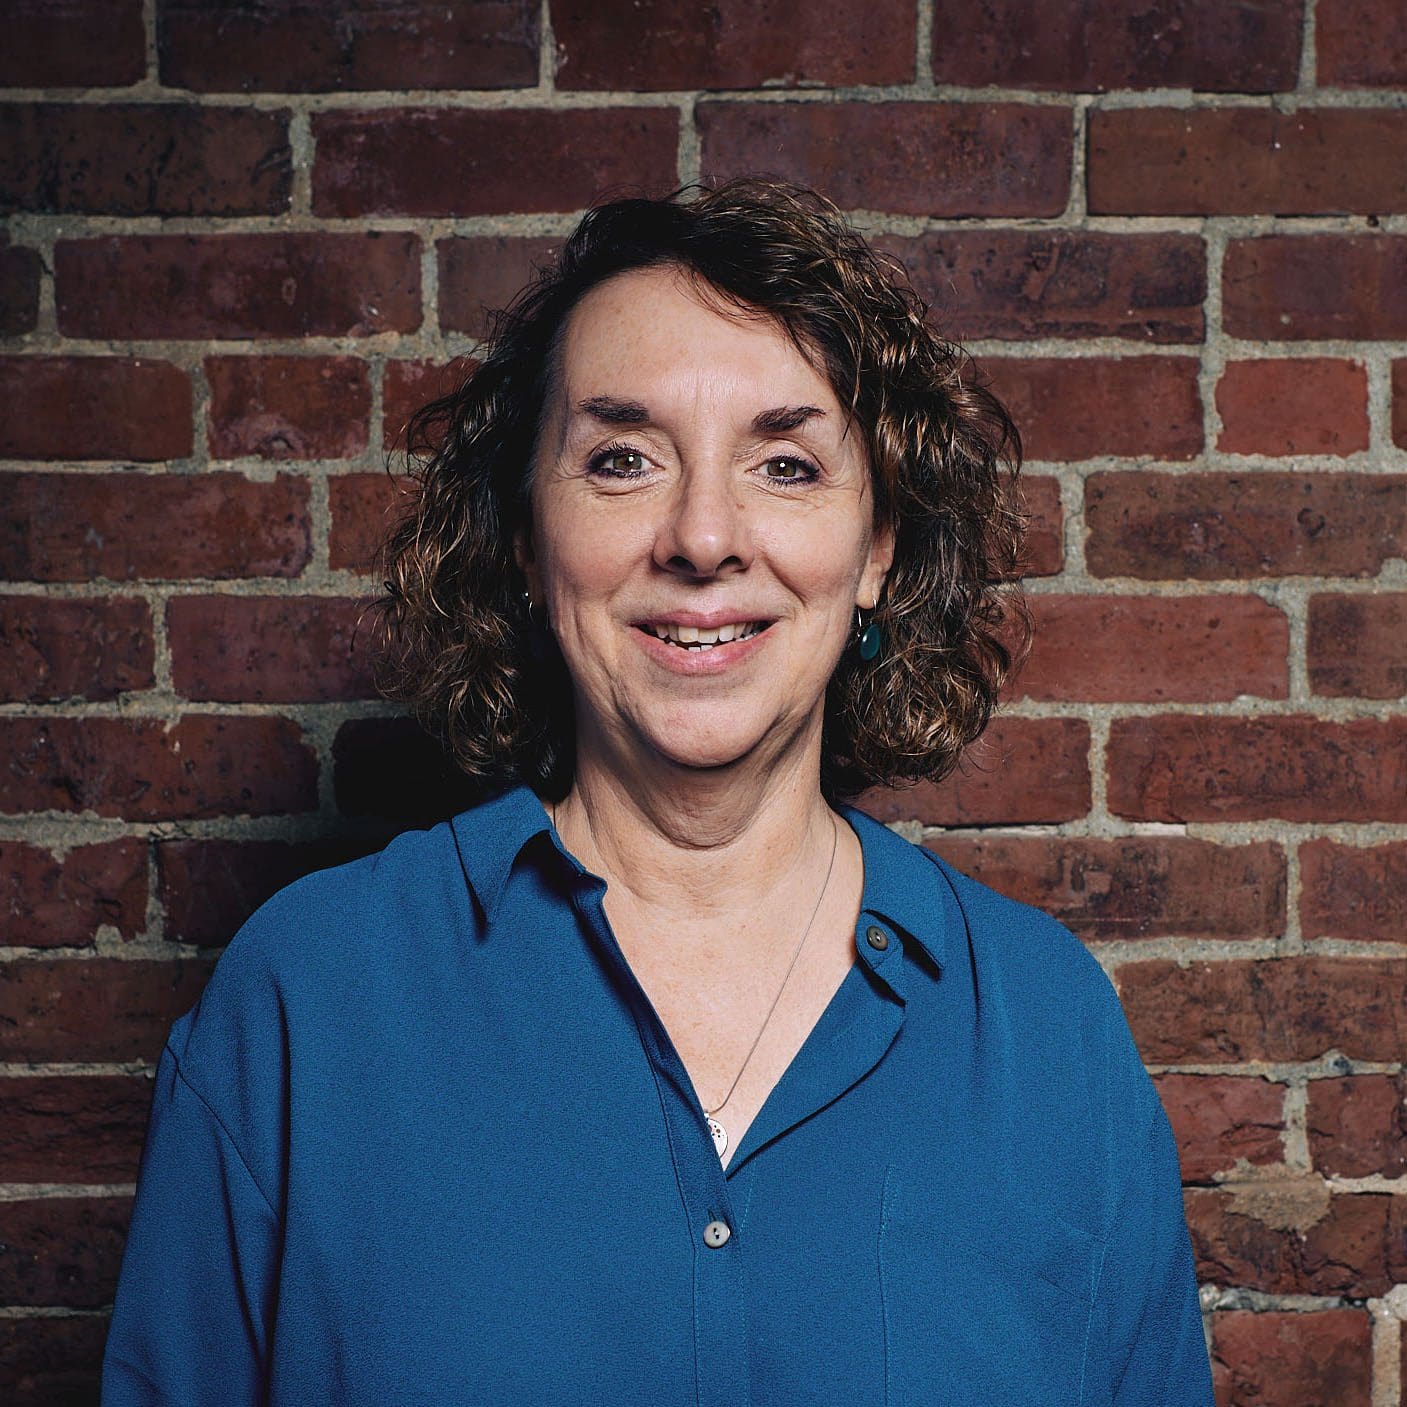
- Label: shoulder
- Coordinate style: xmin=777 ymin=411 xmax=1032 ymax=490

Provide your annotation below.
xmin=924 ymin=846 xmax=1115 ymax=1001
xmin=168 ymin=820 xmax=468 ymax=1067
xmin=920 ymin=846 xmax=1161 ymax=1120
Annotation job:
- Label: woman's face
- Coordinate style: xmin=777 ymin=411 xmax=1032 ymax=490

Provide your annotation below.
xmin=517 ymin=264 xmax=894 ymax=780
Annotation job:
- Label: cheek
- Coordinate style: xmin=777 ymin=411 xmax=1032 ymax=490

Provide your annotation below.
xmin=765 ymin=516 xmax=874 ymax=604
xmin=538 ymin=516 xmax=647 ymax=634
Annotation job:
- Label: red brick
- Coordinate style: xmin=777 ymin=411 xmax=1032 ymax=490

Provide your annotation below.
xmin=554 ymin=0 xmax=913 ymax=89
xmin=1318 ymin=0 xmax=1407 ymax=86
xmin=929 ymin=836 xmax=1285 ymax=942
xmin=1085 ymin=471 xmax=1407 ymax=580
xmin=1 ymin=0 xmax=144 ymax=87
xmin=329 ymin=472 xmax=420 ymax=573
xmin=0 ymin=958 xmax=213 ymax=1062
xmin=0 ymin=716 xmax=318 ymax=820
xmin=1223 ymin=235 xmax=1407 ymax=341
xmin=383 ymin=358 xmax=478 ymax=453
xmin=1395 ymin=360 xmax=1407 ymax=449
xmin=0 ymin=839 xmax=147 ymax=947
xmin=0 ymin=238 xmax=41 ymax=336
xmin=1116 ymin=957 xmax=1407 ymax=1063
xmin=437 ymin=235 xmax=563 ymax=338
xmin=0 ymin=358 xmax=191 ymax=462
xmin=1216 ymin=359 xmax=1369 ymax=457
xmin=855 ymin=717 xmax=1091 ymax=826
xmin=878 ymin=230 xmax=1204 ymax=344
xmin=1013 ymin=594 xmax=1287 ymax=702
xmin=0 ymin=596 xmax=154 ymax=702
xmin=931 ymin=0 xmax=1302 ymax=92
xmin=1089 ymin=108 xmax=1407 ymax=216
xmin=158 ymin=0 xmax=537 ymax=92
xmin=313 ymin=109 xmax=679 ymax=218
xmin=987 ymin=357 xmax=1202 ymax=461
xmin=0 ymin=104 xmax=289 ymax=216
xmin=333 ymin=715 xmax=480 ymax=825
xmin=1307 ymin=1076 xmax=1407 ymax=1179
xmin=1109 ymin=715 xmax=1407 ymax=823
xmin=0 ymin=1076 xmax=152 ymax=1182
xmin=206 ymin=356 xmax=370 ymax=461
xmin=158 ymin=835 xmax=383 ymax=947
xmin=1 ymin=471 xmax=310 ymax=582
xmin=1300 ymin=839 xmax=1407 ymax=943
xmin=0 ymin=1315 xmax=107 ymax=1406
xmin=168 ymin=595 xmax=378 ymax=702
xmin=1188 ymin=1186 xmax=1404 ymax=1297
xmin=698 ymin=102 xmax=1072 ymax=218
xmin=0 ymin=1197 xmax=131 ymax=1307
xmin=1309 ymin=593 xmax=1407 ymax=699
xmin=1015 ymin=476 xmax=1063 ymax=577
xmin=1212 ymin=1309 xmax=1370 ymax=1407
xmin=1152 ymin=1075 xmax=1286 ymax=1182
xmin=55 ymin=233 xmax=421 ymax=339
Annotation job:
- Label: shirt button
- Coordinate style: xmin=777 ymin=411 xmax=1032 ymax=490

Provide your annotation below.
xmin=865 ymin=925 xmax=890 ymax=951
xmin=703 ymin=1219 xmax=731 ymax=1248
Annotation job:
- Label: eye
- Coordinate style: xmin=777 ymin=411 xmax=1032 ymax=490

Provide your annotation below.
xmin=586 ymin=442 xmax=652 ymax=478
xmin=762 ymin=456 xmax=820 ymax=484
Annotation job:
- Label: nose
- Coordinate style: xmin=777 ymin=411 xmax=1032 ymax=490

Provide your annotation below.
xmin=652 ymin=462 xmax=753 ymax=579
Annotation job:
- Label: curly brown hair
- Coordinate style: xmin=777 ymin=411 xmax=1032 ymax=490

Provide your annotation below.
xmin=368 ymin=177 xmax=1029 ymax=804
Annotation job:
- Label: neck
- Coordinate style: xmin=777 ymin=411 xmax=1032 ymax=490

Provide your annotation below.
xmin=553 ymin=721 xmax=840 ymax=925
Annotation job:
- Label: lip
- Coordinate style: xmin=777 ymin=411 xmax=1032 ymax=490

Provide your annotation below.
xmin=633 ymin=610 xmax=777 ymax=630
xmin=631 ymin=618 xmax=774 ymax=675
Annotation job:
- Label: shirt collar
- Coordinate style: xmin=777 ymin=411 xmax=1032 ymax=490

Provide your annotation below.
xmin=838 ymin=801 xmax=948 ymax=974
xmin=450 ymin=783 xmax=554 ymax=924
xmin=450 ymin=784 xmax=947 ymax=973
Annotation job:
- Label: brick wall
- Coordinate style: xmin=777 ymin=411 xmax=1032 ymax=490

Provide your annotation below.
xmin=3 ymin=2 xmax=1405 ymax=1402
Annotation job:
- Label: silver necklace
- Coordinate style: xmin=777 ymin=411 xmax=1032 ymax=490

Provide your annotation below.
xmin=552 ymin=799 xmax=840 ymax=1161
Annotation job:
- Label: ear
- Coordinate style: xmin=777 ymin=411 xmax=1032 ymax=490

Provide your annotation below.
xmin=858 ymin=516 xmax=896 ymax=611
xmin=512 ymin=522 xmax=542 ymax=604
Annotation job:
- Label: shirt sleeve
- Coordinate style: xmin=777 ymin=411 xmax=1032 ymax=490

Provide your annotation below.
xmin=1099 ymin=1091 xmax=1215 ymax=1407
xmin=102 ymin=1042 xmax=280 ymax=1406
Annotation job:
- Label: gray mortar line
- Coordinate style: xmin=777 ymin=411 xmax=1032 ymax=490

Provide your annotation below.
xmin=10 ymin=79 xmax=1407 ymax=113
xmin=288 ymin=109 xmax=313 ymax=216
xmin=1097 ymin=1056 xmax=1402 ymax=1079
xmin=1280 ymin=1080 xmax=1311 ymax=1170
xmin=1204 ymin=1287 xmax=1385 ymax=1311
xmin=0 ymin=1182 xmax=137 ymax=1201
xmin=677 ymin=94 xmax=700 ymax=185
xmin=141 ymin=0 xmax=158 ymax=87
xmin=1086 ymin=713 xmax=1111 ymax=827
xmin=1366 ymin=355 xmax=1397 ymax=458
xmin=914 ymin=0 xmax=934 ymax=94
xmin=14 ymin=211 xmax=1407 ymax=245
xmin=0 ymin=1305 xmax=116 ymax=1319
xmin=1094 ymin=934 xmax=1407 ymax=964
xmin=1371 ymin=1309 xmax=1402 ymax=1407
xmin=3 ymin=696 xmax=1402 ymax=729
xmin=1066 ymin=97 xmax=1089 ymax=224
xmin=1300 ymin=0 xmax=1319 ymax=95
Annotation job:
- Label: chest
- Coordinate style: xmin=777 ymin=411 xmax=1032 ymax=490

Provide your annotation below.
xmin=608 ymin=905 xmax=861 ymax=1167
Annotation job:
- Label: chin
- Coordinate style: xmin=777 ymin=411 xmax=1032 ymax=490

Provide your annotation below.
xmin=626 ymin=709 xmax=767 ymax=771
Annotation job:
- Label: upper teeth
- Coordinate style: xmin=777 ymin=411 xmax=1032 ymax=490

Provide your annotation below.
xmin=650 ymin=622 xmax=763 ymax=645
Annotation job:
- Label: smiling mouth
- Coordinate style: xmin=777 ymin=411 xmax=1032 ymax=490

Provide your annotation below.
xmin=637 ymin=621 xmax=772 ymax=650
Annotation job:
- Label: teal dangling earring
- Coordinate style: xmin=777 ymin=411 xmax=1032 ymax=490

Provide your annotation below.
xmin=856 ymin=607 xmax=882 ymax=662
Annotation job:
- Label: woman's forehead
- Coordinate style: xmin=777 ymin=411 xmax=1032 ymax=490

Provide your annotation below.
xmin=556 ymin=266 xmax=840 ymax=416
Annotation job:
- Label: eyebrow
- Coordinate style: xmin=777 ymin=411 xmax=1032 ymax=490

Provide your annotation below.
xmin=575 ymin=396 xmax=827 ymax=436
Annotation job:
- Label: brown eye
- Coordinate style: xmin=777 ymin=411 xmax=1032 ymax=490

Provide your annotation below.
xmin=588 ymin=446 xmax=649 ymax=477
xmin=765 ymin=457 xmax=817 ymax=482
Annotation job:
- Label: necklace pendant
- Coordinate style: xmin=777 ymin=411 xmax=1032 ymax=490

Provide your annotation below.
xmin=706 ymin=1115 xmax=728 ymax=1158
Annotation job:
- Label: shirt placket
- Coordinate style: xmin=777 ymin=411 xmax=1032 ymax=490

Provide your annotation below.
xmin=566 ymin=876 xmax=752 ymax=1407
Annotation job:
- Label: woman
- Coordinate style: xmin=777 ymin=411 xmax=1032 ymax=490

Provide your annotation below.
xmin=102 ymin=180 xmax=1214 ymax=1405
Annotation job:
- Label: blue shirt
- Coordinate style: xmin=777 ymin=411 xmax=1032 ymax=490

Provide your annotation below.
xmin=102 ymin=784 xmax=1214 ymax=1406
